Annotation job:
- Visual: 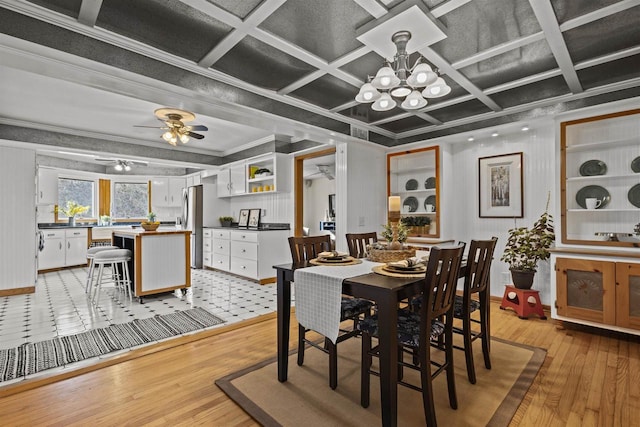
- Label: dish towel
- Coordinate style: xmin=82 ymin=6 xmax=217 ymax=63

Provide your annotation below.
xmin=294 ymin=260 xmax=381 ymax=344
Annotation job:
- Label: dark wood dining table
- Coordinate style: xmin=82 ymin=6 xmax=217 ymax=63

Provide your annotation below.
xmin=274 ymin=261 xmax=434 ymax=427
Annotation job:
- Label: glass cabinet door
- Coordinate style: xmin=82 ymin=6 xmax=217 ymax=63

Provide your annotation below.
xmin=561 ymin=109 xmax=640 ymax=247
xmin=387 ymin=146 xmax=439 ymax=238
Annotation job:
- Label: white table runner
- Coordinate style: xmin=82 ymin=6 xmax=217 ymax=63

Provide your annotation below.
xmin=294 ymin=260 xmax=381 ymax=344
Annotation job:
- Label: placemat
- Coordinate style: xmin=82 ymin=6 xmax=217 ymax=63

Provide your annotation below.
xmin=372 ymin=264 xmax=426 ymax=278
xmin=309 ymin=257 xmax=362 ymax=266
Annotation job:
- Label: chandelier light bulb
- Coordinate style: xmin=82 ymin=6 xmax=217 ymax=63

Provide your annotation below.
xmin=114 ymin=163 xmax=123 ymax=171
xmin=179 ymin=133 xmax=189 ymax=144
xmin=407 ymin=63 xmax=437 ymax=88
xmin=371 ymin=66 xmax=400 ymax=90
xmin=423 ymin=77 xmax=451 ymax=98
xmin=162 ymin=131 xmax=173 ymax=142
xmin=355 ymin=82 xmax=381 ymax=103
xmin=371 ymin=92 xmax=396 ymax=111
xmin=124 ymin=164 xmax=131 ymax=172
xmin=400 ymin=90 xmax=427 ymax=110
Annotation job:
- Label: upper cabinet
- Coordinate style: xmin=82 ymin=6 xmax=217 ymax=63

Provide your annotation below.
xmin=151 ymin=177 xmax=185 ymax=208
xmin=561 ymin=109 xmax=640 ymax=247
xmin=218 ymin=153 xmax=290 ymax=198
xmin=387 ymin=146 xmax=440 ymax=238
xmin=37 ymin=167 xmax=58 ymax=205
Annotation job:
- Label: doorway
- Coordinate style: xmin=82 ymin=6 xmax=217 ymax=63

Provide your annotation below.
xmin=293 ymin=147 xmax=336 ymax=237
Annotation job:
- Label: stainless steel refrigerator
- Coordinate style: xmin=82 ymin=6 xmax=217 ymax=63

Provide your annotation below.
xmin=182 ymin=185 xmax=203 ymax=268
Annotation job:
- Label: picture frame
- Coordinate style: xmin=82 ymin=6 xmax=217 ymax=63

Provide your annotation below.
xmin=479 ymin=152 xmax=523 ymax=218
xmin=248 ymin=209 xmax=261 ymax=228
xmin=238 ymin=209 xmax=250 ymax=227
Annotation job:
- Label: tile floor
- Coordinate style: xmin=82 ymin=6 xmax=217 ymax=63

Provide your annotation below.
xmin=0 ymin=267 xmax=289 ymax=384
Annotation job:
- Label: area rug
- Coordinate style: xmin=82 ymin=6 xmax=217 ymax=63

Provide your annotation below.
xmin=0 ymin=307 xmax=224 ymax=382
xmin=216 ymin=336 xmax=545 ymax=426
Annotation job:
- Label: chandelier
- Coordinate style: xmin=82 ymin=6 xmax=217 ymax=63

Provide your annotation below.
xmin=355 ymin=30 xmax=451 ymax=111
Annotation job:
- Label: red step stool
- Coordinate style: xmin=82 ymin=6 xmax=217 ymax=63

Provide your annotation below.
xmin=499 ymin=285 xmax=546 ymax=320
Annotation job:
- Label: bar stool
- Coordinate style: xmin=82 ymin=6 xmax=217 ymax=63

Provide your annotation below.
xmin=91 ymin=249 xmax=132 ymax=304
xmin=85 ymin=245 xmax=120 ymax=294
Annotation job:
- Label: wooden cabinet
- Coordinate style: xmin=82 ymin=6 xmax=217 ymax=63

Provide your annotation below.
xmin=560 ymin=108 xmax=640 ymax=247
xmin=555 ymin=255 xmax=640 ymax=332
xmin=209 ymin=229 xmax=290 ymax=283
xmin=387 ymin=146 xmax=440 ymax=238
xmin=37 ymin=167 xmax=58 ymax=205
xmin=151 ymin=177 xmax=185 ymax=207
xmin=38 ymin=228 xmax=89 ymax=271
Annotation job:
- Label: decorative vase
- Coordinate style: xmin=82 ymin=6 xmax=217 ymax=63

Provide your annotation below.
xmin=68 ymin=216 xmax=76 ymax=227
xmin=510 ymin=269 xmax=535 ymax=289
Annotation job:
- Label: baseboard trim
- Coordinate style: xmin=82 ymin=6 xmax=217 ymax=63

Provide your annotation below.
xmin=0 ymin=286 xmax=35 ymax=296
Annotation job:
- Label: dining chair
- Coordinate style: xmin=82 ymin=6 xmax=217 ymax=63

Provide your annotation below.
xmin=288 ymin=235 xmax=374 ymax=389
xmin=345 ymin=232 xmax=378 ymax=258
xmin=358 ymin=244 xmax=465 ymax=426
xmin=452 ymin=237 xmax=498 ymax=384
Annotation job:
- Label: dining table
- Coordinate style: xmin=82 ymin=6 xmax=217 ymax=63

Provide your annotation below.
xmin=274 ymin=259 xmax=464 ymax=427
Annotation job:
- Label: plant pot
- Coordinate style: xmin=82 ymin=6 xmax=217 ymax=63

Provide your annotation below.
xmin=68 ymin=216 xmax=76 ymax=227
xmin=221 ymin=220 xmax=232 ymax=227
xmin=510 ymin=269 xmax=535 ymax=289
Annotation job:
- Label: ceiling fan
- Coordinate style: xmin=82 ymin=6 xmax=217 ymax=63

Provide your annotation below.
xmin=95 ymin=158 xmax=148 ymax=171
xmin=135 ymin=108 xmax=208 ymax=146
xmin=306 ymin=164 xmax=335 ymax=180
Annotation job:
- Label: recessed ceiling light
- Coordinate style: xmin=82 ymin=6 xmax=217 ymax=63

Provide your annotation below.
xmin=491 ymin=131 xmax=499 ymax=137
xmin=521 ymin=125 xmax=530 ymax=131
xmin=467 ymin=136 xmax=474 ymax=142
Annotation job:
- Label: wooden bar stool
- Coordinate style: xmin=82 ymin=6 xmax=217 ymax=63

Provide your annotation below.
xmin=91 ymin=249 xmax=132 ymax=304
xmin=85 ymin=245 xmax=119 ymax=294
xmin=499 ymin=285 xmax=546 ymax=320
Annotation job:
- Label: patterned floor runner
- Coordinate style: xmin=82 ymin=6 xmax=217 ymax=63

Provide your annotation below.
xmin=0 ymin=307 xmax=224 ymax=382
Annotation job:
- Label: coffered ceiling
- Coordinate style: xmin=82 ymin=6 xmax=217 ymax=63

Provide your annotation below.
xmin=0 ymin=0 xmax=639 ymax=168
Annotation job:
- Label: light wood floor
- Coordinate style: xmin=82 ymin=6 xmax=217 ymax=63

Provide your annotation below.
xmin=0 ymin=301 xmax=638 ymax=426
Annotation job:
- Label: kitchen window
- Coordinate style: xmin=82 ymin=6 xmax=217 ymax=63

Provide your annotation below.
xmin=58 ymin=177 xmax=95 ymax=219
xmin=112 ymin=182 xmax=149 ymax=219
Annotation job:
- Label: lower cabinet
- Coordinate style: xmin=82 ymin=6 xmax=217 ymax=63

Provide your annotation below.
xmin=38 ymin=228 xmax=89 ymax=271
xmin=208 ymin=228 xmax=290 ymax=283
xmin=555 ymin=256 xmax=640 ymax=332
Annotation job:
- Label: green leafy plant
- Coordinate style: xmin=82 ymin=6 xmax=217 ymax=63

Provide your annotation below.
xmin=501 ymin=194 xmax=555 ymax=273
xmin=381 ymin=221 xmax=408 ymax=243
xmin=219 ymin=216 xmax=234 ymax=226
xmin=55 ymin=201 xmax=90 ymax=218
xmin=146 ymin=212 xmax=157 ymax=223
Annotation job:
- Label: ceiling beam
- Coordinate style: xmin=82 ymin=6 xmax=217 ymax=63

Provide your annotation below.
xmin=77 ymin=0 xmax=102 ymax=27
xmin=559 ymin=0 xmax=640 ymax=32
xmin=528 ymin=0 xmax=582 ymax=94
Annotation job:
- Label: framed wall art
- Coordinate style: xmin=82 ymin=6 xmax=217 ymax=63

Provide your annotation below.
xmin=479 ymin=152 xmax=523 ymax=218
xmin=238 ymin=209 xmax=250 ymax=227
xmin=248 ymin=209 xmax=261 ymax=228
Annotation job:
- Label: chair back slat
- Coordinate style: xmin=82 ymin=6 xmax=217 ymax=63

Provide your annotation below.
xmin=421 ymin=244 xmax=465 ymax=322
xmin=345 ymin=232 xmax=378 ymax=258
xmin=464 ymin=237 xmax=498 ymax=295
xmin=288 ymin=235 xmax=332 ymax=264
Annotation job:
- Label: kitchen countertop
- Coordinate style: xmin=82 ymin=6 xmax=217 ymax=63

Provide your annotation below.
xmin=38 ymin=222 xmax=177 ymax=229
xmin=112 ymin=229 xmax=190 ymax=237
xmin=205 ymin=223 xmax=290 ymax=231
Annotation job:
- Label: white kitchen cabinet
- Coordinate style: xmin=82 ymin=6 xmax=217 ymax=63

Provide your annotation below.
xmin=203 ymin=228 xmax=213 ymax=268
xmin=186 ymin=173 xmax=201 ymax=188
xmin=37 ymin=167 xmax=58 ymax=205
xmin=209 ymin=229 xmax=290 ymax=283
xmin=38 ymin=228 xmax=88 ymax=271
xmin=246 ymin=153 xmax=290 ymax=194
xmin=151 ymin=177 xmax=185 ymax=207
xmin=217 ymin=164 xmax=246 ymax=197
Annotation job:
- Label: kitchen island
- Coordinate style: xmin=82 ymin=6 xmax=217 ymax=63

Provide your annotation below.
xmin=112 ymin=229 xmax=190 ymax=302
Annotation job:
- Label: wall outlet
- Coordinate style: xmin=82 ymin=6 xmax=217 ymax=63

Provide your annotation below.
xmin=358 ymin=216 xmax=365 ymax=226
xmin=262 ymin=209 xmax=267 ymax=217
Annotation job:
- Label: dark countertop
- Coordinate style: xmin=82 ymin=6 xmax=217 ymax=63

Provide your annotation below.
xmin=38 ymin=221 xmax=177 ymax=229
xmin=205 ymin=223 xmax=290 ymax=231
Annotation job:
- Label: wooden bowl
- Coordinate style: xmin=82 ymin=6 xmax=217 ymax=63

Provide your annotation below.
xmin=141 ymin=222 xmax=160 ymax=231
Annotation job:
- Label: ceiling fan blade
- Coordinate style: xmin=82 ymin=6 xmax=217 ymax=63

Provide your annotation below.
xmin=189 ymin=125 xmax=208 ymax=131
xmin=187 ymin=132 xmax=205 ymax=140
xmin=94 ymin=158 xmax=116 ymax=163
xmin=133 ymin=125 xmax=164 ymax=129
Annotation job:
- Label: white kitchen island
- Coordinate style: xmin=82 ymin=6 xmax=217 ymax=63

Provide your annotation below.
xmin=112 ymin=229 xmax=191 ymax=302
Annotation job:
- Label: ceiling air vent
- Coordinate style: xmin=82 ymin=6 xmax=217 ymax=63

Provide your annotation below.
xmin=350 ymin=125 xmax=369 ymax=141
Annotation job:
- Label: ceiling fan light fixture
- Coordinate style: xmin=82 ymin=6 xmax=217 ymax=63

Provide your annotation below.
xmin=162 ymin=131 xmax=173 ymax=142
xmin=179 ymin=133 xmax=189 ymax=144
xmin=124 ymin=164 xmax=131 ymax=172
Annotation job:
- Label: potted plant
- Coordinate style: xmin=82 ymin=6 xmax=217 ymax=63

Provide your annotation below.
xmin=219 ymin=216 xmax=234 ymax=227
xmin=141 ymin=212 xmax=160 ymax=231
xmin=501 ymin=195 xmax=555 ymax=289
xmin=55 ymin=201 xmax=90 ymax=226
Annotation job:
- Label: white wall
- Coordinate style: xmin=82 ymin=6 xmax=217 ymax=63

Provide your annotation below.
xmin=447 ymin=122 xmax=556 ymax=303
xmin=303 ymin=177 xmax=335 ymax=235
xmin=0 ymin=145 xmax=36 ymax=290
